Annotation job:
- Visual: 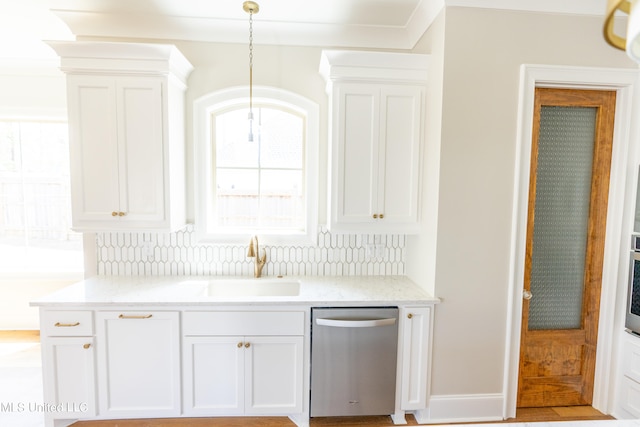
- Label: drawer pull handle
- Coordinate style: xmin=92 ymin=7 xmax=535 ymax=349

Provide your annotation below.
xmin=118 ymin=314 xmax=153 ymax=319
xmin=54 ymin=322 xmax=80 ymax=327
xmin=83 ymin=343 xmax=91 ymax=349
xmin=244 ymin=342 xmax=251 ymax=348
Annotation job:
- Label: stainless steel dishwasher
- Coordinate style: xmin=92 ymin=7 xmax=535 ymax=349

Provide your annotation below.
xmin=310 ymin=307 xmax=398 ymax=417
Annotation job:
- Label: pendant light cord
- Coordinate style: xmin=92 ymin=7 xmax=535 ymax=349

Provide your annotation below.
xmin=249 ymin=8 xmax=254 ymax=115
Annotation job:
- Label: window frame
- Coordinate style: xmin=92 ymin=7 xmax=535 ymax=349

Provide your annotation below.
xmin=194 ymin=86 xmax=319 ymax=245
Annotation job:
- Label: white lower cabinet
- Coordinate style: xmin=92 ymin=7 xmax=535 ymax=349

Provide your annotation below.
xmin=42 ymin=337 xmax=97 ymax=417
xmin=393 ymin=305 xmax=433 ymax=424
xmin=38 ymin=302 xmax=433 ymax=427
xmin=40 ymin=310 xmax=97 ymax=422
xmin=95 ymin=311 xmax=181 ymax=418
xmin=183 ymin=335 xmax=304 ymax=415
xmin=618 ymin=331 xmax=640 ymax=417
xmin=182 ymin=310 xmax=305 ymax=417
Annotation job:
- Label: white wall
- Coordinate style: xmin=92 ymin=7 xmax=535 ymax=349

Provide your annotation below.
xmin=408 ymin=5 xmax=637 ymax=411
xmin=0 ymin=62 xmax=66 ymax=118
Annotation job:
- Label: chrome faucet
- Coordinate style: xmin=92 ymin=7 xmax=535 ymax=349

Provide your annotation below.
xmin=247 ymin=235 xmax=267 ymax=278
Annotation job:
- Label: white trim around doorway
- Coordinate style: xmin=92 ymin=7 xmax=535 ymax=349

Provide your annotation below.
xmin=504 ymin=64 xmax=640 ymax=418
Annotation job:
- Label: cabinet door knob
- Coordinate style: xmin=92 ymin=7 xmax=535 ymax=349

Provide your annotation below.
xmin=244 ymin=342 xmax=251 ymax=348
xmin=237 ymin=342 xmax=243 ymax=348
xmin=379 ymin=213 xmax=384 ymax=219
xmin=112 ymin=211 xmax=118 ymax=217
xmin=83 ymin=343 xmax=91 ymax=349
xmin=373 ymin=214 xmax=378 ymax=219
xmin=118 ymin=211 xmax=126 ymax=217
xmin=407 ymin=313 xmax=413 ymax=319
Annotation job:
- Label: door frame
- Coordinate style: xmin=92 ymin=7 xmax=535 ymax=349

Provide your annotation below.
xmin=505 ymin=65 xmax=640 ymax=418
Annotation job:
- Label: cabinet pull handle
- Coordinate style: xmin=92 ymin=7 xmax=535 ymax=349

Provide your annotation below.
xmin=373 ymin=214 xmax=378 ymax=219
xmin=379 ymin=213 xmax=384 ymax=219
xmin=55 ymin=322 xmax=80 ymax=327
xmin=118 ymin=314 xmax=153 ymax=319
xmin=244 ymin=342 xmax=251 ymax=348
xmin=112 ymin=211 xmax=118 ymax=217
xmin=237 ymin=342 xmax=243 ymax=348
xmin=83 ymin=343 xmax=91 ymax=349
xmin=407 ymin=313 xmax=413 ymax=319
xmin=118 ymin=211 xmax=126 ymax=217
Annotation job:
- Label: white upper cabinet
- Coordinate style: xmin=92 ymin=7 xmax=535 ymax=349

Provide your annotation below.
xmin=320 ymin=50 xmax=428 ymax=234
xmin=48 ymin=41 xmax=193 ymax=231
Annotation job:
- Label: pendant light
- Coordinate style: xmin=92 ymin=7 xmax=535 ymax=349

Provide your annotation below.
xmin=244 ymin=1 xmax=259 ymax=142
xmin=603 ymin=0 xmax=640 ymax=62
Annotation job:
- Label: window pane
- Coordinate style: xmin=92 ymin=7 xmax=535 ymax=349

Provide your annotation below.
xmin=259 ymin=108 xmax=303 ymax=169
xmin=0 ymin=121 xmax=83 ymax=273
xmin=216 ymin=169 xmax=259 ymax=227
xmin=259 ymin=170 xmax=303 ymax=228
xmin=215 ymin=109 xmax=259 ymax=168
xmin=528 ymin=106 xmax=596 ymax=330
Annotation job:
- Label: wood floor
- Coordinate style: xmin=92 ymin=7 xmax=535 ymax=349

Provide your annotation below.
xmin=0 ymin=331 xmax=615 ymax=427
xmin=69 ymin=406 xmax=614 ymax=427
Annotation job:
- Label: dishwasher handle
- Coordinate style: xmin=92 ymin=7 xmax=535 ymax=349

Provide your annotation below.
xmin=315 ymin=317 xmax=396 ymax=328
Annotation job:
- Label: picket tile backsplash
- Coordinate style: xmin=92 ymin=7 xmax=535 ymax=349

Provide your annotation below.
xmin=96 ymin=225 xmax=405 ymax=276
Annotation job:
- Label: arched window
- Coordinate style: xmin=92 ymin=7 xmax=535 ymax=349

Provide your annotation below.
xmin=194 ymin=87 xmax=318 ymax=244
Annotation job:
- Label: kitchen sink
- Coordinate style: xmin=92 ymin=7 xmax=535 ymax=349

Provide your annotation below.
xmin=184 ymin=278 xmax=301 ymax=297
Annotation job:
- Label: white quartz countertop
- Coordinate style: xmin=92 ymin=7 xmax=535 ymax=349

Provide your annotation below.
xmin=30 ymin=275 xmax=439 ymax=307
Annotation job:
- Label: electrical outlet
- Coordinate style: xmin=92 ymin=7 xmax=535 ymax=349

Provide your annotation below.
xmin=142 ymin=240 xmax=155 ymax=260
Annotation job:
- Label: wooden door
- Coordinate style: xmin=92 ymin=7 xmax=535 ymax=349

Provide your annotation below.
xmin=517 ymin=88 xmax=616 ymax=407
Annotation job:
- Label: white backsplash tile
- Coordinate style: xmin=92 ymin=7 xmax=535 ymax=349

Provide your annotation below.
xmin=95 ymin=225 xmax=405 ymax=276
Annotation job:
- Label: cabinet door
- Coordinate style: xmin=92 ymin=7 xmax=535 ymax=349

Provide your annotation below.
xmin=332 ymin=83 xmax=379 ymax=225
xmin=378 ymin=85 xmax=422 ymax=226
xmin=67 ymin=75 xmax=120 ymax=226
xmin=244 ymin=336 xmax=304 ymax=414
xmin=115 ymin=78 xmax=166 ymax=224
xmin=183 ymin=336 xmax=244 ymax=415
xmin=96 ymin=311 xmax=180 ymax=418
xmin=399 ymin=306 xmax=431 ymax=410
xmin=330 ymin=82 xmax=423 ymax=233
xmin=41 ymin=337 xmax=96 ymax=417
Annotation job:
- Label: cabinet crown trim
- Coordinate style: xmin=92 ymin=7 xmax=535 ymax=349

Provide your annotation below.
xmin=47 ymin=41 xmax=193 ymax=83
xmin=319 ymin=49 xmax=429 ymax=85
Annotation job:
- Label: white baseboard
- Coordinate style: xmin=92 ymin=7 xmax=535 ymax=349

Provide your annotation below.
xmin=416 ymin=393 xmax=505 ymax=424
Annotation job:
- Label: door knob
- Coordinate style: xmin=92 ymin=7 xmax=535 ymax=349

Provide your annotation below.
xmin=523 ymin=290 xmax=533 ymax=300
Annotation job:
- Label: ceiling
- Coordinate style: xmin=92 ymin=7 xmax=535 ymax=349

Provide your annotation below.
xmin=0 ymin=0 xmax=611 ymax=62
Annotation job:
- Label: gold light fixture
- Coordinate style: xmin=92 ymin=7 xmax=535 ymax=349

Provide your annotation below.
xmin=244 ymin=1 xmax=259 ymax=142
xmin=603 ymin=0 xmax=640 ymax=62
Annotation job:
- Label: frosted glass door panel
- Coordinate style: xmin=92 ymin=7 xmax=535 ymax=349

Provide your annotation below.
xmin=528 ymin=106 xmax=597 ymax=330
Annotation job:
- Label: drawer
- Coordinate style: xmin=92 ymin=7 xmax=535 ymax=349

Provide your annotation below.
xmin=183 ymin=311 xmax=304 ymax=336
xmin=41 ymin=310 xmax=94 ymax=336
